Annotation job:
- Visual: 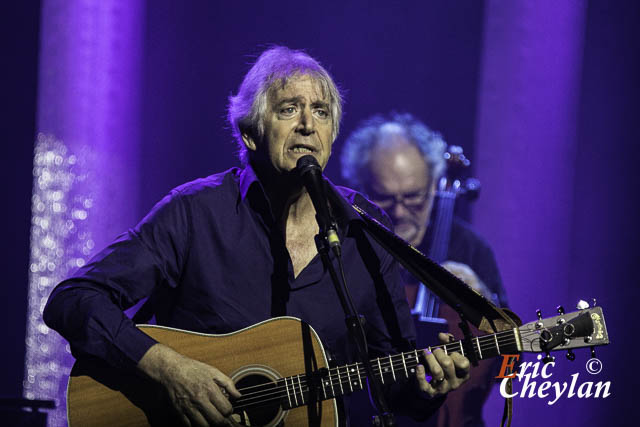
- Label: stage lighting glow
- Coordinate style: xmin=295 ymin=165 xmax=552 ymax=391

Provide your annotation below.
xmin=24 ymin=134 xmax=94 ymax=427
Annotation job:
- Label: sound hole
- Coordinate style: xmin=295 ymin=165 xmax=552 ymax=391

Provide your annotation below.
xmin=233 ymin=373 xmax=283 ymax=427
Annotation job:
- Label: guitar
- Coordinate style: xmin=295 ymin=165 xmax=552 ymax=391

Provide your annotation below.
xmin=67 ymin=304 xmax=609 ymax=426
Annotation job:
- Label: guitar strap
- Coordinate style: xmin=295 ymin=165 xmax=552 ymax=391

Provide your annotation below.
xmin=481 ymin=309 xmax=517 ymax=427
xmin=501 ymin=378 xmax=514 ymax=427
xmin=300 ymin=321 xmax=323 ymax=425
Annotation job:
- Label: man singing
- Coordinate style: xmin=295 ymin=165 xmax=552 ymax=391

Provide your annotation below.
xmin=44 ymin=48 xmax=470 ymax=426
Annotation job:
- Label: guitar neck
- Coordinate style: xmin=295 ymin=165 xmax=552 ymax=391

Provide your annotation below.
xmin=261 ymin=328 xmax=519 ymax=410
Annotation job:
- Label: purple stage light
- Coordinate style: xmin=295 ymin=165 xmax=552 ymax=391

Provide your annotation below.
xmin=24 ymin=1 xmax=144 ymax=425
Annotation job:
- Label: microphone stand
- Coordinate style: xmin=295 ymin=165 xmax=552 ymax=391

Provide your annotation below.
xmin=314 ymin=227 xmax=396 ymax=427
xmin=296 ymin=156 xmax=395 ymax=425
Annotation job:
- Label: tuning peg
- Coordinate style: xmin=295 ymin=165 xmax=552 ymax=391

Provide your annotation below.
xmin=556 ymin=305 xmax=565 ymax=315
xmin=463 ymin=178 xmax=481 ymax=201
xmin=542 ymin=352 xmax=555 ymax=365
xmin=576 ymin=300 xmax=589 ymax=310
xmin=592 ymin=298 xmax=597 ymax=307
xmin=566 ymin=349 xmax=575 ymax=361
xmin=535 ymin=309 xmax=543 ymax=329
xmin=590 ymin=347 xmax=596 ymax=358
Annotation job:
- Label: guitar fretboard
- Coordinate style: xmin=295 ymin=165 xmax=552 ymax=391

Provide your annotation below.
xmin=232 ymin=328 xmax=519 ymax=411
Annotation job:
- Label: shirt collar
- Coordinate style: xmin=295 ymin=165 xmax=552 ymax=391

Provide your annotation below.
xmin=238 ymin=163 xmax=263 ymax=202
xmin=237 ymin=164 xmax=363 ymax=231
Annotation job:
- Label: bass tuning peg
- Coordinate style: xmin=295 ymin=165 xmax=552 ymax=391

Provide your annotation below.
xmin=566 ymin=349 xmax=575 ymax=361
xmin=576 ymin=299 xmax=589 ymax=310
xmin=556 ymin=305 xmax=565 ymax=314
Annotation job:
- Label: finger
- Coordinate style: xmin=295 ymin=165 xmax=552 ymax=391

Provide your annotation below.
xmin=208 ymin=384 xmax=233 ymax=418
xmin=432 ymin=349 xmax=456 ymax=380
xmin=415 ymin=363 xmax=438 ymax=397
xmin=168 ymin=400 xmax=192 ymax=426
xmin=179 ymin=413 xmax=191 ymax=427
xmin=439 ymin=352 xmax=471 ymax=390
xmin=450 ymin=354 xmax=471 ymax=390
xmin=437 ymin=332 xmax=455 ymax=345
xmin=198 ymin=397 xmax=229 ymax=425
xmin=214 ymin=373 xmax=242 ymax=398
xmin=442 ymin=261 xmax=473 ymax=275
xmin=450 ymin=353 xmax=471 ymax=379
xmin=185 ymin=406 xmax=211 ymax=427
xmin=422 ymin=350 xmax=445 ymax=383
xmin=441 ymin=260 xmax=460 ymax=269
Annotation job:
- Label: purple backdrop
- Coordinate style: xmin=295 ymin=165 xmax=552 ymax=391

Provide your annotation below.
xmin=474 ymin=1 xmax=588 ymax=424
xmin=4 ymin=1 xmax=639 ymax=425
xmin=23 ymin=1 xmax=144 ymax=425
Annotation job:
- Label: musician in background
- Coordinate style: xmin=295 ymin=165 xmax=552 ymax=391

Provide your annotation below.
xmin=43 ymin=49 xmax=471 ymax=426
xmin=341 ymin=113 xmax=508 ymax=427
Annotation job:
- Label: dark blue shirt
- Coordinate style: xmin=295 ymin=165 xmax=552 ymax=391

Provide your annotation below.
xmin=43 ymin=165 xmax=417 ymax=375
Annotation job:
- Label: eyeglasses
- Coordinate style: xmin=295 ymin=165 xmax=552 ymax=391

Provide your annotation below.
xmin=369 ymin=188 xmax=432 ymax=212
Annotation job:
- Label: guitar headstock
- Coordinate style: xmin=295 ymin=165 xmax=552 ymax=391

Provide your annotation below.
xmin=517 ymin=300 xmax=609 ymax=361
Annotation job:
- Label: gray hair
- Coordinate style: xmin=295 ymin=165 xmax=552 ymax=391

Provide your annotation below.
xmin=228 ymin=46 xmax=343 ymax=165
xmin=340 ymin=113 xmax=447 ymax=191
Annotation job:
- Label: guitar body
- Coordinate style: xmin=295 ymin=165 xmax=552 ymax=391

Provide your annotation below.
xmin=67 ymin=317 xmax=339 ymax=426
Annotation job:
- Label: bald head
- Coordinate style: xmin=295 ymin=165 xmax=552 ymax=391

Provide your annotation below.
xmin=365 ymin=133 xmax=436 ymax=247
xmin=341 ymin=113 xmax=447 ymax=246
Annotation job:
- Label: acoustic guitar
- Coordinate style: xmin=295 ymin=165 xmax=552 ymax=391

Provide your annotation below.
xmin=67 ymin=304 xmax=609 ymax=426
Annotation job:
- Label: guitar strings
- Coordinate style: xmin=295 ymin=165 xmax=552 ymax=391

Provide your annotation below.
xmin=232 ymin=330 xmax=540 ymax=409
xmin=232 ymin=328 xmax=528 ymax=401
xmin=238 ymin=324 xmax=543 ymax=403
xmin=234 ymin=331 xmax=567 ymax=411
xmin=236 ymin=333 xmax=542 ymax=410
xmin=233 ymin=337 xmax=526 ymax=409
xmin=232 ymin=328 xmax=520 ymax=397
xmin=233 ymin=339 xmax=529 ymax=411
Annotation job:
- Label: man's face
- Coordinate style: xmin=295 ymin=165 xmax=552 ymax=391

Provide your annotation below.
xmin=246 ymin=74 xmax=334 ymax=174
xmin=365 ymin=136 xmax=436 ymax=247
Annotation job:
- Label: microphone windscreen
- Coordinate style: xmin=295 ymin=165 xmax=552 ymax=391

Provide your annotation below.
xmin=296 ymin=155 xmax=321 ymax=175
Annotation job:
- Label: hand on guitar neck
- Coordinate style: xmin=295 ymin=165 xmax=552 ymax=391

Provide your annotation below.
xmin=137 ymin=343 xmax=241 ymax=426
xmin=414 ymin=332 xmax=471 ymax=398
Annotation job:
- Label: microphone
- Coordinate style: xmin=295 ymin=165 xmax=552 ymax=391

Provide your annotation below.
xmin=296 ymin=155 xmax=341 ymax=253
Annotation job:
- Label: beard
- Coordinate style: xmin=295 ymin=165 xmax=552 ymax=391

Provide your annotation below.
xmin=393 ymin=220 xmax=420 ymax=245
